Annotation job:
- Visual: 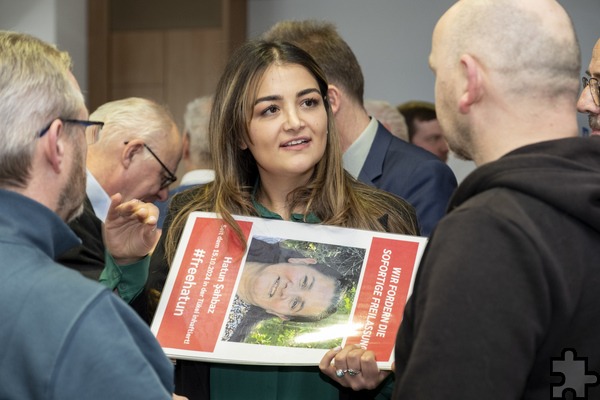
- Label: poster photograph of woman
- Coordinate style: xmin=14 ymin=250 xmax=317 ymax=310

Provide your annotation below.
xmin=222 ymin=236 xmax=364 ymax=349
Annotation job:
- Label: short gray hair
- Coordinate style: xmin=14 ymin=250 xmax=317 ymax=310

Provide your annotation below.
xmin=0 ymin=31 xmax=84 ymax=188
xmin=90 ymin=97 xmax=177 ymax=158
xmin=183 ymin=95 xmax=213 ymax=165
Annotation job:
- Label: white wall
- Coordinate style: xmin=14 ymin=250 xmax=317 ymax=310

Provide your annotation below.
xmin=0 ymin=0 xmax=86 ymax=96
xmin=56 ymin=0 xmax=87 ymax=97
xmin=0 ymin=0 xmax=57 ymax=42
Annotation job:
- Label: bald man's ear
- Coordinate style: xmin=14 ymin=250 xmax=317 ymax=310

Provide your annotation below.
xmin=458 ymin=54 xmax=483 ymax=114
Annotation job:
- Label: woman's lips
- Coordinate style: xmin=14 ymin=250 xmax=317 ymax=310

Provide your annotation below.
xmin=281 ymin=138 xmax=310 ymax=147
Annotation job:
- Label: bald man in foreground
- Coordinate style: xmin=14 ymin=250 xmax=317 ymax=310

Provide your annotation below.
xmin=393 ymin=0 xmax=600 ymax=399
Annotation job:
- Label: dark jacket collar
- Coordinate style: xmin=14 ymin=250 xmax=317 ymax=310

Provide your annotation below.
xmin=0 ymin=189 xmax=81 ymax=259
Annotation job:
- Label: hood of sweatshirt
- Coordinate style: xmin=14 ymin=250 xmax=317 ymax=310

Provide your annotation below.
xmin=448 ymin=136 xmax=600 ymax=233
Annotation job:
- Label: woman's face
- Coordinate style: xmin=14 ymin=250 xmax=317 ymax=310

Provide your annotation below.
xmin=248 ymin=262 xmax=338 ymax=320
xmin=244 ymin=63 xmax=328 ymax=183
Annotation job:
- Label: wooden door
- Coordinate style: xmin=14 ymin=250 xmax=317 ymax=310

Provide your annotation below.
xmin=87 ymin=0 xmax=246 ymax=129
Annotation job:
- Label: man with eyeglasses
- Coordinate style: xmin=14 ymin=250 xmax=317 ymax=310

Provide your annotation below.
xmin=577 ymin=38 xmax=600 ymax=136
xmin=58 ymin=97 xmax=182 ymax=299
xmin=0 ymin=31 xmax=186 ymax=399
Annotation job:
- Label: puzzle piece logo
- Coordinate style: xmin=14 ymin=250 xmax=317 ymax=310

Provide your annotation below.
xmin=551 ymin=349 xmax=599 ymax=399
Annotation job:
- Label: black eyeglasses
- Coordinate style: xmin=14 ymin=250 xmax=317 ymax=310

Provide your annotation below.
xmin=38 ymin=118 xmax=104 ymax=144
xmin=124 ymin=141 xmax=177 ymax=190
xmin=582 ymin=77 xmax=600 ymax=107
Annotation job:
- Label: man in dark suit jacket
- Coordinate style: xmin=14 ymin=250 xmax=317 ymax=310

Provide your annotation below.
xmin=263 ymin=20 xmax=457 ymax=236
xmin=359 ymin=123 xmax=456 ymax=235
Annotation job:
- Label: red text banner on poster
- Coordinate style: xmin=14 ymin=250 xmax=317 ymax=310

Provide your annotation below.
xmin=155 ymin=217 xmax=252 ymax=352
xmin=346 ymin=237 xmax=420 ymax=362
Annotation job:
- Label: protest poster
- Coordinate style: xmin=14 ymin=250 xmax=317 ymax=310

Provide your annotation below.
xmin=151 ymin=212 xmax=427 ymax=368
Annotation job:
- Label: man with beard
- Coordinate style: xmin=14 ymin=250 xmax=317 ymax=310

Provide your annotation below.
xmin=392 ymin=1 xmax=600 ymax=399
xmin=577 ymin=38 xmax=600 ymax=136
xmin=0 ymin=31 xmax=185 ymax=399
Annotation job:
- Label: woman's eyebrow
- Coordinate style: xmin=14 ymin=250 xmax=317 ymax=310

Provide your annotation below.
xmin=255 ymin=88 xmax=320 ymax=105
xmin=297 ymin=88 xmax=320 ymax=98
xmin=254 ymin=94 xmax=281 ymax=105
